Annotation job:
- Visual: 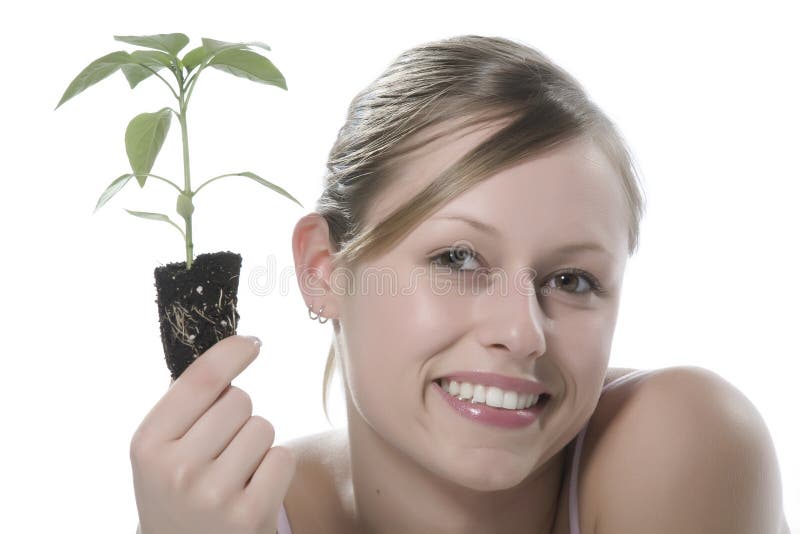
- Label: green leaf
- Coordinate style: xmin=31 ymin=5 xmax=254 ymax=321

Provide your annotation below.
xmin=181 ymin=45 xmax=209 ymax=74
xmin=120 ymin=50 xmax=174 ymax=89
xmin=125 ymin=108 xmax=172 ymax=185
xmin=94 ymin=173 xmax=135 ymax=213
xmin=237 ymin=171 xmax=303 ymax=206
xmin=176 ymin=192 xmax=194 ymax=219
xmin=207 ymin=49 xmax=286 ymax=89
xmin=201 ymin=37 xmax=271 ymax=55
xmin=114 ymin=33 xmax=190 ymax=56
xmin=55 ymin=51 xmax=131 ymax=110
xmin=124 ymin=209 xmax=186 ymax=239
xmin=131 ymin=49 xmax=174 ymax=67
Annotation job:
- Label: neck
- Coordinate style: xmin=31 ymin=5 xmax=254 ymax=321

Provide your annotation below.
xmin=343 ymin=394 xmax=569 ymax=534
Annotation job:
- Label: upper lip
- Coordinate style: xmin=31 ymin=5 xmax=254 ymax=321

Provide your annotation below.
xmin=435 ymin=371 xmax=551 ymax=396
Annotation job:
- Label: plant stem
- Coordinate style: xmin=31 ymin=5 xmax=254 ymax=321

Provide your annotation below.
xmin=135 ymin=63 xmax=181 ymax=101
xmin=178 ymin=84 xmax=194 ymax=270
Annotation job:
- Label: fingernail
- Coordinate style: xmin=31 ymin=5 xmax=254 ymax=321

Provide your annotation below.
xmin=247 ymin=335 xmax=262 ymax=348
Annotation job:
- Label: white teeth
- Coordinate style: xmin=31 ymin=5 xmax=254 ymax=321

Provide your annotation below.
xmin=502 ymin=389 xmax=519 ymax=410
xmin=448 ymin=380 xmax=460 ymax=396
xmin=440 ymin=379 xmax=542 ymax=410
xmin=486 ymin=386 xmax=505 ymax=408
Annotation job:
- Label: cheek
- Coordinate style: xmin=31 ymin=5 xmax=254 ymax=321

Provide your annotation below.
xmin=341 ymin=270 xmax=460 ymax=407
xmin=552 ymin=309 xmax=617 ymax=411
xmin=349 ymin=267 xmax=468 ymax=354
xmin=549 ymin=290 xmax=620 ymax=354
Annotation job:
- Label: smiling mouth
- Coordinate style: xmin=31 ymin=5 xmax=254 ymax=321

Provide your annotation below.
xmin=433 ymin=378 xmax=551 ymax=410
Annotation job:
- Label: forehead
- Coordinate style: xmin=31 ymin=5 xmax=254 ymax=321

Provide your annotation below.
xmin=367 ymin=120 xmax=630 ymax=258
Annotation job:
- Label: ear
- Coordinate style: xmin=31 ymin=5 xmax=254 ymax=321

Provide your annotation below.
xmin=292 ymin=212 xmax=341 ymax=322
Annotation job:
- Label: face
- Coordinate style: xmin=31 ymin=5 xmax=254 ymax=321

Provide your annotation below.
xmin=328 ymin=120 xmax=630 ymax=491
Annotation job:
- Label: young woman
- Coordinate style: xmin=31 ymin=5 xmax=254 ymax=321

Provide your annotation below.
xmin=130 ymin=35 xmax=790 ymax=534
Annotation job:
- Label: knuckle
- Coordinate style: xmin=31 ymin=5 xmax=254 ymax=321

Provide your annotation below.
xmin=168 ymin=459 xmax=198 ymax=492
xmin=193 ymin=482 xmax=227 ymax=510
xmin=271 ymin=445 xmax=298 ymax=470
xmin=129 ymin=432 xmax=156 ymax=464
xmin=227 ymin=386 xmax=254 ymax=415
xmin=282 ymin=445 xmax=299 ymax=466
xmin=129 ymin=434 xmax=144 ymax=461
xmin=248 ymin=415 xmax=275 ymax=440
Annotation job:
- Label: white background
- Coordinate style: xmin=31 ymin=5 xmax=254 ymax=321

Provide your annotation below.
xmin=1 ymin=0 xmax=797 ymax=531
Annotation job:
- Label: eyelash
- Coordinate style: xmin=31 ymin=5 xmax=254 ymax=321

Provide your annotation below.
xmin=428 ymin=245 xmax=607 ymax=295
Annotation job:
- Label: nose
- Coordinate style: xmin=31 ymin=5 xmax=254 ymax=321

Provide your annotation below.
xmin=474 ymin=270 xmax=549 ymax=360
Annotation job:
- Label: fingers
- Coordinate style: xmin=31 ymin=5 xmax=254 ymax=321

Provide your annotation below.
xmin=179 ymin=385 xmax=253 ymax=463
xmin=136 ymin=335 xmax=262 ymax=444
xmin=203 ymin=415 xmax=276 ymax=496
xmin=237 ymin=445 xmax=298 ymax=523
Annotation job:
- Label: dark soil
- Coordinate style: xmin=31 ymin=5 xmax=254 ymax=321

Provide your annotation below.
xmin=154 ymin=251 xmax=242 ymax=381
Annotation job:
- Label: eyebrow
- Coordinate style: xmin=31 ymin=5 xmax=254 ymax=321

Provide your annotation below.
xmin=432 ymin=215 xmax=501 ymax=235
xmin=430 ymin=215 xmax=613 ymax=257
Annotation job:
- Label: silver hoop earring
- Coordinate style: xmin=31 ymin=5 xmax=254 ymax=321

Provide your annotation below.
xmin=308 ymin=303 xmax=329 ymax=324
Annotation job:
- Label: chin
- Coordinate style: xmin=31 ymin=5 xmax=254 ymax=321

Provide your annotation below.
xmin=435 ymin=450 xmax=535 ymax=492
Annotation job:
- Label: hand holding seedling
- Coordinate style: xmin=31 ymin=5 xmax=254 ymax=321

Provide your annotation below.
xmin=56 ymin=34 xmax=304 ymax=379
xmin=130 ymin=335 xmax=297 ymax=534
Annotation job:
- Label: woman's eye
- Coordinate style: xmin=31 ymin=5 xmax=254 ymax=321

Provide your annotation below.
xmin=429 ymin=246 xmax=482 ymax=272
xmin=428 ymin=248 xmax=605 ymax=296
xmin=543 ymin=270 xmax=602 ymax=295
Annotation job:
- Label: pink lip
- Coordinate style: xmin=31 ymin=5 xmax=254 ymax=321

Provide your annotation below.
xmin=436 ymin=371 xmax=551 ymax=395
xmin=432 ymin=381 xmax=548 ymax=428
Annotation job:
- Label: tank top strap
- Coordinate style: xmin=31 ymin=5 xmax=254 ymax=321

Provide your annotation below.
xmin=568 ymin=369 xmax=652 ymax=534
xmin=601 ymin=368 xmax=652 ymax=393
xmin=277 ymin=502 xmax=292 ymax=534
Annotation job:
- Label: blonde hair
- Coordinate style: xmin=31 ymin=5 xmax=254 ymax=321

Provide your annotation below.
xmin=314 ymin=35 xmax=646 ymax=423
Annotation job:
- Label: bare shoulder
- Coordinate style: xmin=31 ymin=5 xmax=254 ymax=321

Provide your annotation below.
xmin=581 ymin=366 xmax=788 ymax=534
xmin=281 ymin=427 xmax=349 ymax=464
xmin=278 ymin=429 xmax=352 ymax=533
